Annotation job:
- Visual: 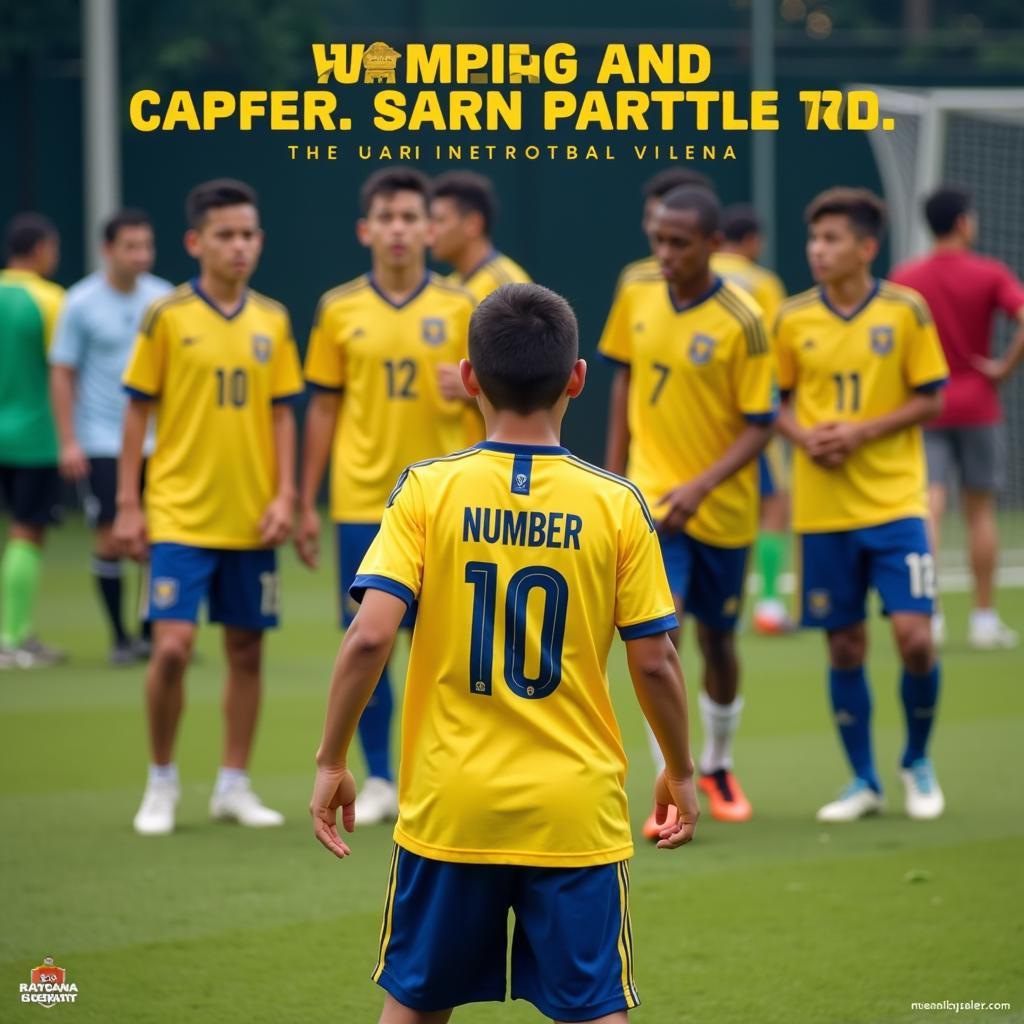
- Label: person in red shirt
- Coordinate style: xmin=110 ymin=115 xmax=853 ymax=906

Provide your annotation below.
xmin=892 ymin=185 xmax=1024 ymax=650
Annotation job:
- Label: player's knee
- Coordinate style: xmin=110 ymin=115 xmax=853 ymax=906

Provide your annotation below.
xmin=828 ymin=628 xmax=865 ymax=670
xmin=697 ymin=625 xmax=735 ymax=669
xmin=896 ymin=622 xmax=933 ymax=674
xmin=225 ymin=630 xmax=262 ymax=674
xmin=151 ymin=633 xmax=193 ymax=675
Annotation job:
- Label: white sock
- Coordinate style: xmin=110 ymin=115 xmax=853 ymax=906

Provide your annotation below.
xmin=645 ymin=721 xmax=666 ymax=774
xmin=214 ymin=766 xmax=249 ymax=797
xmin=148 ymin=762 xmax=178 ymax=786
xmin=971 ymin=607 xmax=998 ymax=630
xmin=699 ymin=693 xmax=745 ymax=775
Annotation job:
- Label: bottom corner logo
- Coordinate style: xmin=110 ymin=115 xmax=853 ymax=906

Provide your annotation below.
xmin=20 ymin=956 xmax=79 ymax=1007
xmin=808 ymin=589 xmax=831 ymax=618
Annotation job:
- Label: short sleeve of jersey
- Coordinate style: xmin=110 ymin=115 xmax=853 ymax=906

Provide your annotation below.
xmin=350 ymin=470 xmax=426 ymax=609
xmin=122 ymin=301 xmax=168 ymax=398
xmin=731 ymin=313 xmax=777 ymax=421
xmin=774 ymin=313 xmax=797 ymax=393
xmin=304 ymin=298 xmax=345 ymax=391
xmin=37 ymin=285 xmax=64 ymax=352
xmin=49 ymin=297 xmax=85 ymax=369
xmin=758 ymin=273 xmax=786 ymax=326
xmin=993 ymin=262 xmax=1024 ymax=319
xmin=901 ymin=303 xmax=949 ymax=390
xmin=615 ymin=494 xmax=678 ymax=639
xmin=271 ymin=313 xmax=304 ymax=401
xmin=597 ymin=287 xmax=633 ymax=366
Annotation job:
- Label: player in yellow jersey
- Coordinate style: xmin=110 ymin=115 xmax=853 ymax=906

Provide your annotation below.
xmin=115 ymin=179 xmax=303 ymax=836
xmin=297 ymin=168 xmax=475 ymax=825
xmin=310 ymin=282 xmax=698 ymax=1024
xmin=711 ymin=205 xmax=793 ymax=636
xmin=430 ymin=170 xmax=532 ymax=445
xmin=600 ymin=186 xmax=777 ymax=830
xmin=775 ymin=188 xmax=949 ymax=823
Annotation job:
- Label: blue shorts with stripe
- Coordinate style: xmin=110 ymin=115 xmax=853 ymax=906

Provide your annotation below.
xmin=798 ymin=517 xmax=935 ymax=630
xmin=658 ymin=530 xmax=749 ymax=632
xmin=373 ymin=847 xmax=639 ymax=1022
xmin=145 ymin=543 xmax=279 ymax=630
xmin=336 ymin=522 xmax=416 ymax=629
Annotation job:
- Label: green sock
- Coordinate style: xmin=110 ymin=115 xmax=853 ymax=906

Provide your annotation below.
xmin=756 ymin=531 xmax=786 ymax=601
xmin=1 ymin=538 xmax=42 ymax=647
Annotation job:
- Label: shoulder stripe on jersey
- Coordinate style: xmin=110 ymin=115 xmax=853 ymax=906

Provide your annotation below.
xmin=139 ymin=285 xmax=193 ymax=335
xmin=386 ymin=447 xmax=482 ymax=507
xmin=427 ymin=274 xmax=477 ymax=304
xmin=879 ymin=284 xmax=931 ymax=326
xmin=715 ymin=287 xmax=770 ymax=356
xmin=777 ymin=287 xmax=819 ymax=314
xmin=249 ymin=290 xmax=289 ymax=317
xmin=313 ymin=276 xmax=370 ymax=326
xmin=564 ymin=455 xmax=656 ymax=531
xmin=487 ymin=259 xmax=513 ymax=287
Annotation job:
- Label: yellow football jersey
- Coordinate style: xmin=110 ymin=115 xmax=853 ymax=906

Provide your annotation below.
xmin=775 ymin=280 xmax=949 ymax=533
xmin=598 ymin=274 xmax=777 ymax=548
xmin=123 ymin=281 xmax=303 ymax=548
xmin=353 ymin=441 xmax=677 ymax=867
xmin=448 ymin=251 xmax=531 ymax=445
xmin=711 ymin=251 xmax=787 ymax=325
xmin=304 ymin=273 xmax=474 ymax=523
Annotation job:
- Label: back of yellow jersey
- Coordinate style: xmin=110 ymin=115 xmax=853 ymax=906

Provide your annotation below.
xmin=304 ymin=273 xmax=474 ymax=522
xmin=598 ymin=276 xmax=777 ymax=547
xmin=123 ymin=282 xmax=303 ymax=548
xmin=775 ymin=281 xmax=949 ymax=532
xmin=353 ymin=441 xmax=677 ymax=867
xmin=711 ymin=252 xmax=787 ymax=325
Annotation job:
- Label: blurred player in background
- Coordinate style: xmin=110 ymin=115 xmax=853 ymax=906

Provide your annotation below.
xmin=49 ymin=210 xmax=172 ymax=665
xmin=310 ymin=283 xmax=698 ymax=1023
xmin=297 ymin=167 xmax=474 ymax=825
xmin=892 ymin=185 xmax=1024 ymax=650
xmin=0 ymin=214 xmax=65 ymax=669
xmin=430 ymin=169 xmax=531 ymax=444
xmin=116 ymin=179 xmax=303 ymax=835
xmin=601 ymin=186 xmax=776 ymax=830
xmin=776 ymin=188 xmax=949 ymax=823
xmin=712 ymin=205 xmax=793 ymax=635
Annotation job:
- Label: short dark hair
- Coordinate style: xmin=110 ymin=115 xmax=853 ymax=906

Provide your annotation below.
xmin=103 ymin=208 xmax=152 ymax=243
xmin=360 ymin=166 xmax=430 ymax=216
xmin=185 ymin=179 xmax=258 ymax=229
xmin=924 ymin=185 xmax=972 ymax=237
xmin=469 ymin=283 xmax=578 ymax=415
xmin=658 ymin=185 xmax=722 ymax=236
xmin=721 ymin=204 xmax=761 ymax=243
xmin=431 ymin=171 xmax=498 ymax=235
xmin=642 ymin=168 xmax=714 ymax=200
xmin=5 ymin=213 xmax=58 ymax=259
xmin=805 ymin=187 xmax=886 ymax=240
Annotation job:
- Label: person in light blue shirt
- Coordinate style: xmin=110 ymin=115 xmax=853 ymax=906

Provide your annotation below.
xmin=49 ymin=210 xmax=172 ymax=664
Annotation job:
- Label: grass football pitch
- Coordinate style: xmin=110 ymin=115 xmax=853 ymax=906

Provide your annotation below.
xmin=2 ymin=520 xmax=1022 ymax=1023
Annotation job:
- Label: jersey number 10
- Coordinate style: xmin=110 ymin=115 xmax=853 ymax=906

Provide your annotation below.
xmin=465 ymin=561 xmax=568 ymax=700
xmin=215 ymin=367 xmax=248 ymax=407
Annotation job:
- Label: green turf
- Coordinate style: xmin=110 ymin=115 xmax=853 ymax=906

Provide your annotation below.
xmin=2 ymin=520 xmax=1022 ymax=1023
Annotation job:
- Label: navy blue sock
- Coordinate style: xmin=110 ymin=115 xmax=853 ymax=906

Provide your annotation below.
xmin=829 ymin=665 xmax=880 ymax=792
xmin=357 ymin=665 xmax=394 ymax=781
xmin=900 ymin=664 xmax=940 ymax=769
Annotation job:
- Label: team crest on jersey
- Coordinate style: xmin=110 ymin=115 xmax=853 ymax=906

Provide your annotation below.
xmin=689 ymin=333 xmax=715 ymax=365
xmin=152 ymin=577 xmax=179 ymax=609
xmin=421 ymin=318 xmax=446 ymax=346
xmin=870 ymin=325 xmax=894 ymax=355
xmin=251 ymin=334 xmax=272 ymax=363
xmin=20 ymin=956 xmax=79 ymax=1007
xmin=808 ymin=589 xmax=831 ymax=618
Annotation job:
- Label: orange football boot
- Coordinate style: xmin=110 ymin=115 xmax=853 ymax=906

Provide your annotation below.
xmin=642 ymin=802 xmax=679 ymax=841
xmin=698 ymin=769 xmax=752 ymax=822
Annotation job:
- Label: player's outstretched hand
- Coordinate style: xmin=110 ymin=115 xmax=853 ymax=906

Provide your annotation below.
xmin=437 ymin=362 xmax=470 ymax=401
xmin=294 ymin=505 xmax=321 ymax=569
xmin=657 ymin=480 xmax=709 ymax=535
xmin=310 ymin=764 xmax=358 ymax=859
xmin=260 ymin=494 xmax=294 ymax=547
xmin=653 ymin=770 xmax=699 ymax=849
xmin=113 ymin=504 xmax=149 ymax=562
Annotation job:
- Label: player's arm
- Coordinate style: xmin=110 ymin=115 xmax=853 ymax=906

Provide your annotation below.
xmin=114 ymin=398 xmax=152 ymax=561
xmin=604 ymin=366 xmax=631 ymax=476
xmin=972 ymin=305 xmax=1024 ymax=385
xmin=311 ymin=589 xmax=407 ymax=858
xmin=260 ymin=403 xmax=297 ymax=546
xmin=49 ymin=364 xmax=88 ymax=481
xmin=626 ymin=633 xmax=698 ymax=849
xmin=296 ymin=389 xmax=339 ymax=568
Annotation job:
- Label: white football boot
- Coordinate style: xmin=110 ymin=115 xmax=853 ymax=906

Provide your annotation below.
xmin=968 ymin=614 xmax=1018 ymax=650
xmin=901 ymin=759 xmax=945 ymax=820
xmin=133 ymin=779 xmax=180 ymax=836
xmin=816 ymin=779 xmax=884 ymax=823
xmin=209 ymin=779 xmax=284 ymax=827
xmin=354 ymin=776 xmax=399 ymax=825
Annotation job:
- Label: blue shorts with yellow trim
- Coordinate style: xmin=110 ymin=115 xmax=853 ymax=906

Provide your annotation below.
xmin=373 ymin=847 xmax=639 ymax=1022
xmin=145 ymin=543 xmax=279 ymax=630
xmin=658 ymin=531 xmax=748 ymax=632
xmin=798 ymin=517 xmax=934 ymax=630
xmin=336 ymin=522 xmax=416 ymax=629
